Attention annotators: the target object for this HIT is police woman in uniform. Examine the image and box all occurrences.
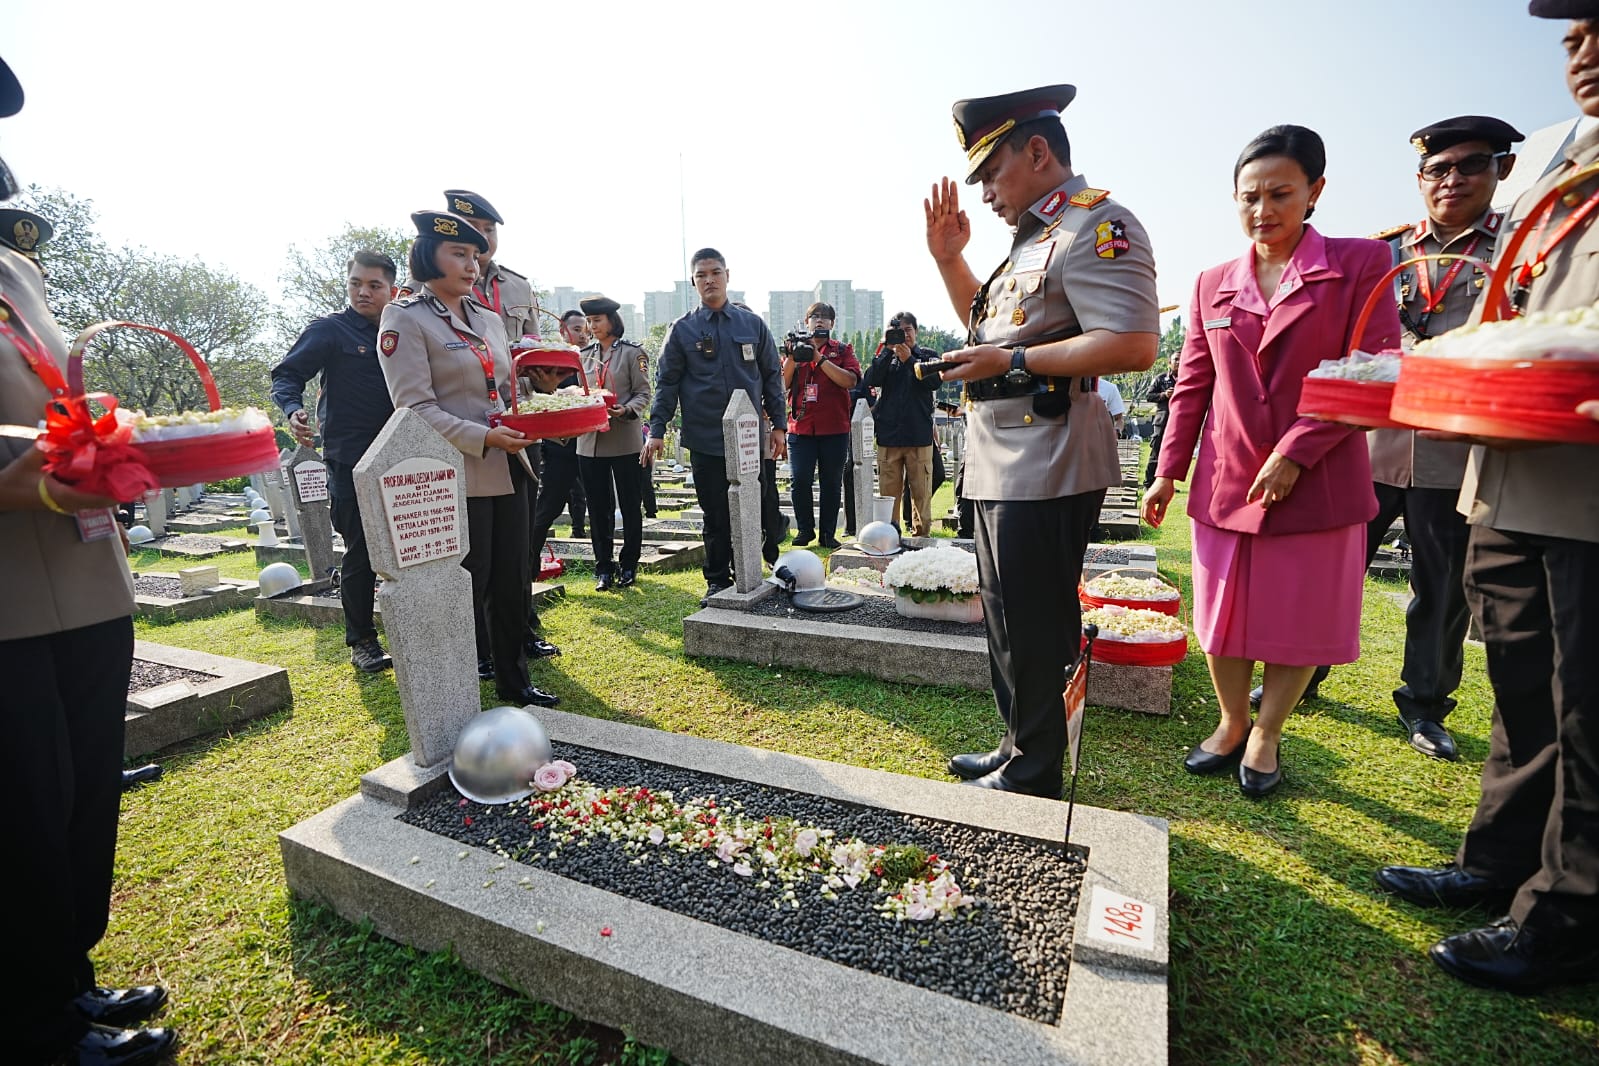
[377,211,557,708]
[576,294,652,591]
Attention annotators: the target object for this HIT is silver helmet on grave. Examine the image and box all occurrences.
[449,706,555,804]
[256,562,302,597]
[855,521,902,556]
[767,548,826,593]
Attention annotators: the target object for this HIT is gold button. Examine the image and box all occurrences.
[0,306,9,321]
[1023,414,1033,424]
[1012,307,1027,326]
[1531,262,1547,278]
[1007,277,1017,291]
[1565,191,1584,208]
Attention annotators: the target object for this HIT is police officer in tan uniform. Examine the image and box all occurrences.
[1377,0,1599,992]
[926,84,1159,797]
[1359,116,1523,761]
[378,210,557,708]
[576,294,652,590]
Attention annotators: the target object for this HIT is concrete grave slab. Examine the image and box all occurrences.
[545,538,705,574]
[280,710,1168,1066]
[256,580,568,627]
[131,569,260,622]
[125,640,292,757]
[142,533,253,559]
[255,540,347,569]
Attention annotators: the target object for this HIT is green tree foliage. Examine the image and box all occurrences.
[1110,315,1184,408]
[641,321,670,358]
[274,222,411,345]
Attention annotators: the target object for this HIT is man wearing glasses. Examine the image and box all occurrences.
[781,301,860,548]
[645,249,786,600]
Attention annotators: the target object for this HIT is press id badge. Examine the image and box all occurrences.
[76,508,117,542]
[741,343,754,362]
[804,383,819,404]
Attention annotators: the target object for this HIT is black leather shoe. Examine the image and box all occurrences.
[497,685,560,708]
[1430,918,1599,994]
[349,638,393,673]
[1398,714,1458,761]
[121,764,162,791]
[524,636,561,659]
[963,767,1061,798]
[477,658,494,681]
[819,537,842,549]
[616,569,637,588]
[700,582,732,606]
[594,572,614,592]
[947,749,1008,781]
[71,1023,177,1065]
[571,527,587,539]
[1249,664,1330,709]
[1374,864,1510,909]
[75,986,167,1028]
[792,532,814,547]
[1183,734,1249,775]
[1238,744,1283,798]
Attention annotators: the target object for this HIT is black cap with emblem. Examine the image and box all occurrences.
[579,294,621,316]
[1409,116,1525,157]
[0,208,52,262]
[409,210,489,252]
[952,84,1075,184]
[442,189,504,224]
[1529,0,1599,16]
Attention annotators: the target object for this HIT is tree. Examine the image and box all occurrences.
[274,222,411,345]
[641,322,670,358]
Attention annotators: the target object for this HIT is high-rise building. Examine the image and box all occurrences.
[765,290,811,334]
[763,281,884,339]
[644,280,744,329]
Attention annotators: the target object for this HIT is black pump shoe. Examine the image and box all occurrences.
[1183,733,1249,775]
[1238,744,1283,798]
[947,749,1008,781]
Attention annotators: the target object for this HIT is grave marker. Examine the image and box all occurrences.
[851,399,876,526]
[287,445,337,580]
[722,392,764,593]
[178,565,221,597]
[144,488,168,538]
[355,409,479,767]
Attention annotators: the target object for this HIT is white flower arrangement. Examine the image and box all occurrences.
[1084,574,1180,602]
[126,406,272,442]
[829,567,886,589]
[1415,304,1599,361]
[1082,604,1186,643]
[1307,349,1403,382]
[518,387,606,412]
[883,546,979,603]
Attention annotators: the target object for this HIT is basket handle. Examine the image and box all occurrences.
[1349,254,1504,354]
[1481,159,1599,321]
[67,321,221,410]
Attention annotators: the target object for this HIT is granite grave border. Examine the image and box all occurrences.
[126,640,293,757]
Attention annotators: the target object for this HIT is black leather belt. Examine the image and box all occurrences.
[967,374,1083,402]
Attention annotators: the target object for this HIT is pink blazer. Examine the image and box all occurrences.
[1157,226,1401,536]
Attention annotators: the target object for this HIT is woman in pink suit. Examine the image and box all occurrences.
[1142,125,1401,797]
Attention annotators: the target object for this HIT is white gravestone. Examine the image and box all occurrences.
[274,451,303,540]
[722,392,765,594]
[354,410,478,768]
[850,399,876,528]
[143,488,168,538]
[259,466,294,539]
[178,565,220,597]
[287,445,337,581]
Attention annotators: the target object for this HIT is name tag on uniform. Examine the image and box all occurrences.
[76,508,117,542]
[1203,317,1232,329]
[741,343,754,362]
[445,341,470,349]
[804,383,819,403]
[1012,240,1054,274]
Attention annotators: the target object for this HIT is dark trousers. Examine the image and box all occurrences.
[691,449,733,586]
[1366,482,1472,722]
[760,457,782,564]
[1457,525,1599,944]
[972,490,1103,796]
[1144,416,1167,487]
[3,616,133,1062]
[640,457,658,517]
[955,456,974,538]
[327,459,377,647]
[530,444,583,566]
[465,464,531,695]
[580,453,644,574]
[843,459,857,535]
[788,432,848,540]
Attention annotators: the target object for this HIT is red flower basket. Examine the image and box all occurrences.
[1089,632,1189,668]
[1079,566,1182,617]
[1387,166,1599,446]
[499,346,614,439]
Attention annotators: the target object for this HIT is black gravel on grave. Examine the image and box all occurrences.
[748,593,983,637]
[129,659,218,692]
[132,575,184,598]
[1083,545,1134,567]
[149,533,236,551]
[403,742,1083,1023]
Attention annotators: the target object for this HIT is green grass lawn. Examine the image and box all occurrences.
[108,488,1599,1065]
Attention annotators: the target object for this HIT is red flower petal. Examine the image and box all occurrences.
[600,926,613,937]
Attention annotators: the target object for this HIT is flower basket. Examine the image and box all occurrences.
[500,346,614,439]
[893,587,983,622]
[1296,377,1402,429]
[1080,566,1182,617]
[1082,605,1188,667]
[1388,169,1599,445]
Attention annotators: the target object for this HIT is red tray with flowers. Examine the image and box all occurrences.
[499,345,615,439]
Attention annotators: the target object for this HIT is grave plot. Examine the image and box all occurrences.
[826,540,1156,583]
[125,640,292,757]
[141,532,253,559]
[133,564,259,621]
[545,538,705,574]
[257,579,568,627]
[281,709,1168,1066]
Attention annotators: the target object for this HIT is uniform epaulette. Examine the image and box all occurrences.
[1368,222,1412,242]
[497,263,529,281]
[393,292,427,307]
[1068,187,1110,209]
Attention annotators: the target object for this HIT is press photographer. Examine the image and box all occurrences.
[782,301,860,548]
[860,311,940,535]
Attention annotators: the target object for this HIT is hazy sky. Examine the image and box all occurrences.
[3,1,1580,337]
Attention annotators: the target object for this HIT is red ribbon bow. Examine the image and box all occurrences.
[35,392,159,502]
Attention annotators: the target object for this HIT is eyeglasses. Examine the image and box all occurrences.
[1419,152,1507,182]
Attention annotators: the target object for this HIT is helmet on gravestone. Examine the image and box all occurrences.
[127,525,154,544]
[249,508,272,525]
[855,521,902,557]
[257,562,302,598]
[449,706,554,804]
[767,548,826,593]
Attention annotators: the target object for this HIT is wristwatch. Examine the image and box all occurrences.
[1005,345,1029,383]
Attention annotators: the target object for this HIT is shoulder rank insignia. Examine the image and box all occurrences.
[393,293,426,307]
[1367,222,1412,243]
[1484,212,1503,233]
[1068,187,1110,209]
[498,263,528,281]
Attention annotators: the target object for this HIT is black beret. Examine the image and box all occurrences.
[409,210,489,252]
[952,84,1075,184]
[1530,0,1599,16]
[0,208,52,260]
[0,57,20,119]
[442,189,504,224]
[579,294,621,316]
[1410,116,1525,157]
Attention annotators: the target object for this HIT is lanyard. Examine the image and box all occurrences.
[472,276,503,316]
[1512,181,1599,310]
[0,299,69,396]
[1412,233,1483,318]
[447,322,500,405]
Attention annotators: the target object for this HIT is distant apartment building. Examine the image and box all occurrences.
[763,280,883,339]
[544,284,643,339]
[643,280,746,329]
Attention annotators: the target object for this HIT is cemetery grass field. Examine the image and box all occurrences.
[115,487,1599,1066]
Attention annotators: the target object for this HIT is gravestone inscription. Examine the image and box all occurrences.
[722,392,764,594]
[288,444,337,580]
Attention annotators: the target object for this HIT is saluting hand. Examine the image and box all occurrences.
[1246,451,1301,511]
[925,178,971,263]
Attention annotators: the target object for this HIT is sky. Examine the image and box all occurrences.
[3,0,1583,339]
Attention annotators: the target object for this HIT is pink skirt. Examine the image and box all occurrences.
[1190,520,1364,666]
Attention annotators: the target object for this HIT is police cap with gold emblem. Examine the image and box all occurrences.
[952,84,1075,184]
[410,209,489,252]
[579,294,621,316]
[0,208,52,261]
[1409,116,1524,157]
[442,189,504,224]
[1529,0,1599,15]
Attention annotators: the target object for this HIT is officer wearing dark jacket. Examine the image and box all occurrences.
[860,313,940,534]
[271,251,398,673]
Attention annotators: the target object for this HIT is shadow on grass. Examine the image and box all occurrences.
[1169,836,1599,1066]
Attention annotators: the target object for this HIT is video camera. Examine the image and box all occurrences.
[883,326,907,347]
[783,326,830,363]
